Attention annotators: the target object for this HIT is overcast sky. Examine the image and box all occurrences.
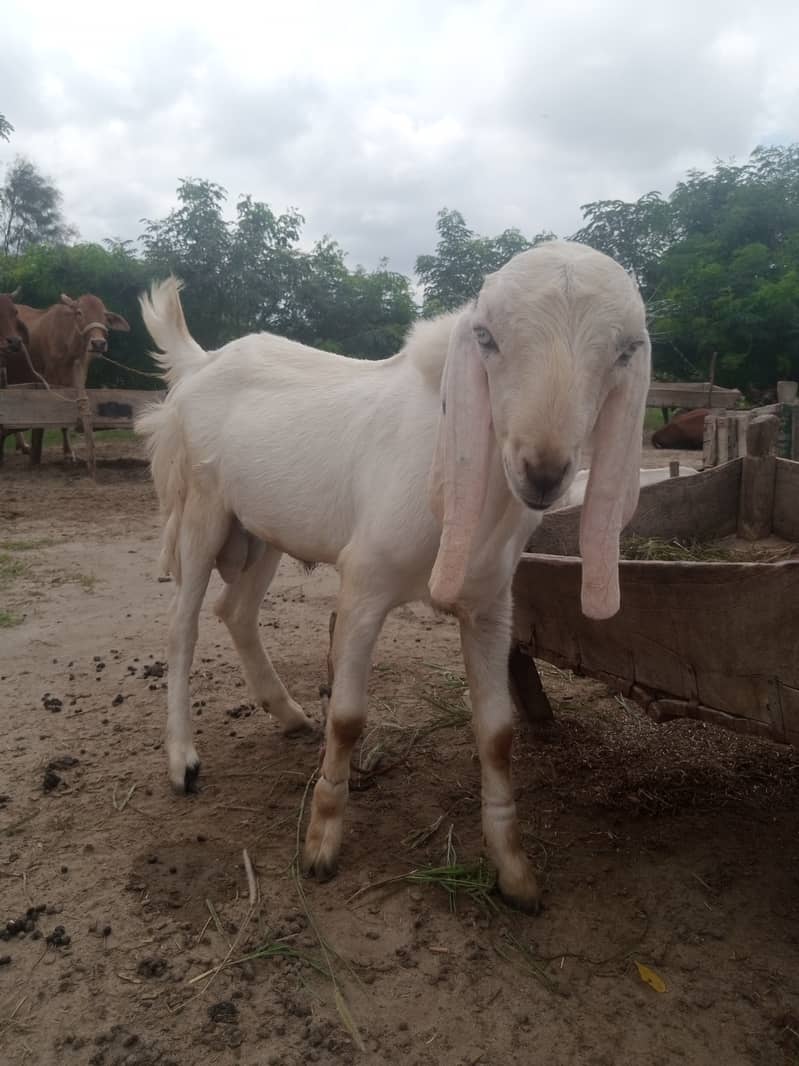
[3,0,798,275]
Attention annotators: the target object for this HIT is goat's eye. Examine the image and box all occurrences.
[616,340,642,367]
[474,327,497,351]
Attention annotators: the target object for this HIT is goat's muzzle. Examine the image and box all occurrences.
[520,458,572,510]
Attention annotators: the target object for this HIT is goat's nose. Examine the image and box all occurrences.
[523,459,570,505]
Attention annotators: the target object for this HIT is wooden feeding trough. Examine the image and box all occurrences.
[510,416,799,747]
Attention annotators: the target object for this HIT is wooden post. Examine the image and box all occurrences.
[0,361,5,466]
[30,428,44,465]
[509,645,554,726]
[706,351,718,409]
[669,460,679,478]
[737,414,779,541]
[702,413,717,469]
[736,415,748,458]
[717,413,729,465]
[77,389,97,480]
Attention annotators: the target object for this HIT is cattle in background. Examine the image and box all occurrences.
[15,293,130,461]
[651,408,709,450]
[0,289,33,456]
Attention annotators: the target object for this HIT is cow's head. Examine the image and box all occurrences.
[0,289,28,354]
[60,293,130,355]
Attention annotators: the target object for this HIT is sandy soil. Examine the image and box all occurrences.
[1,436,798,1066]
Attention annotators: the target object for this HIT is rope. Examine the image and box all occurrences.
[16,342,74,402]
[93,352,165,381]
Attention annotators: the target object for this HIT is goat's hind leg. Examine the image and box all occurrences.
[166,501,228,793]
[213,543,313,733]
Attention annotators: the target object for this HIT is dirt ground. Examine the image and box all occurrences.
[2,436,799,1066]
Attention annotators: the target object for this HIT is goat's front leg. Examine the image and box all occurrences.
[460,589,540,912]
[302,583,391,881]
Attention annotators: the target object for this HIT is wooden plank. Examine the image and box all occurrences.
[646,382,742,409]
[0,390,78,429]
[86,388,165,427]
[526,459,742,555]
[512,555,799,745]
[773,458,799,541]
[0,388,164,431]
[737,415,779,540]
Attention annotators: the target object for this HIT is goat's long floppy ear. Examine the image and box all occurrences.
[428,313,493,610]
[579,339,650,620]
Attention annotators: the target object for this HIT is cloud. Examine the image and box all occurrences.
[2,0,799,275]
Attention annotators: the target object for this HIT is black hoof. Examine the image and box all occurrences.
[302,857,338,883]
[184,762,201,794]
[498,888,542,915]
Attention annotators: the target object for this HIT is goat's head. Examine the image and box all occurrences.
[429,240,651,621]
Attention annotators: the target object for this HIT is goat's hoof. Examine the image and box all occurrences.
[498,887,542,915]
[168,745,201,793]
[498,878,541,912]
[183,761,201,793]
[301,848,338,883]
[497,867,541,914]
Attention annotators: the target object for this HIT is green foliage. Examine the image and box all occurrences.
[415,208,552,316]
[4,141,799,394]
[571,191,676,290]
[571,144,799,391]
[140,179,416,357]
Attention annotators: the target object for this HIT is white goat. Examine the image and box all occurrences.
[556,465,698,511]
[136,240,651,911]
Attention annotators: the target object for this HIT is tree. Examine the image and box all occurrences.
[1,156,75,256]
[0,113,12,142]
[415,208,549,315]
[141,179,417,356]
[647,147,799,388]
[571,191,677,293]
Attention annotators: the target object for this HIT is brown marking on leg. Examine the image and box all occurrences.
[485,723,513,774]
[331,714,363,748]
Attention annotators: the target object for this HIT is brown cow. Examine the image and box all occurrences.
[651,407,709,450]
[0,289,33,456]
[16,293,130,460]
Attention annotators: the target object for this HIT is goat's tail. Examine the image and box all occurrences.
[140,276,207,386]
[135,278,205,580]
[135,396,187,580]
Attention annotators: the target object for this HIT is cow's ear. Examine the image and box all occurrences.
[105,311,130,332]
